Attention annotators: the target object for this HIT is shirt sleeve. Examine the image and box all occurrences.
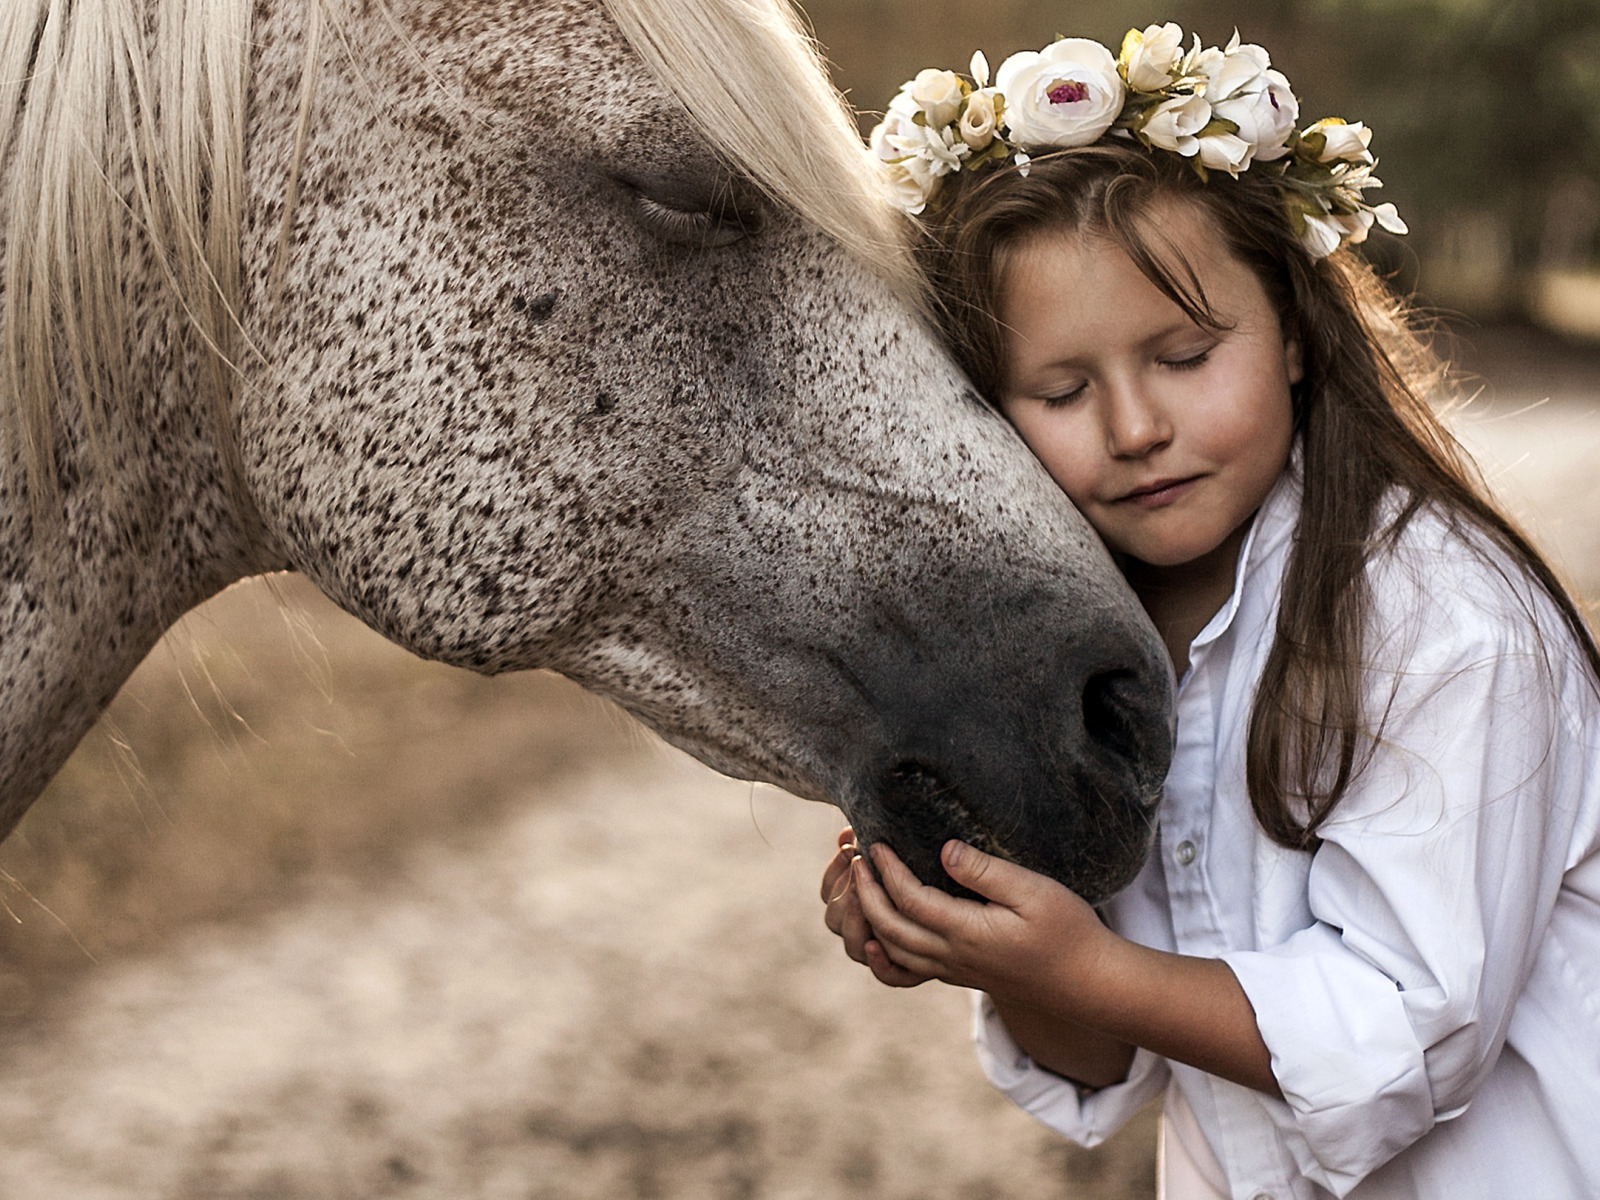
[971,991,1169,1145]
[1222,550,1589,1196]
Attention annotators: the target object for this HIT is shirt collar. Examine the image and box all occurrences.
[1188,462,1301,652]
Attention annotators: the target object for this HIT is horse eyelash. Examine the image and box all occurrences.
[634,195,747,248]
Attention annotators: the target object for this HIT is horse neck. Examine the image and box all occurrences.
[0,324,273,839]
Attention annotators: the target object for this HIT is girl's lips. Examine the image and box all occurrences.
[1116,476,1200,508]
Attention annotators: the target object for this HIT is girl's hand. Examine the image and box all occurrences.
[820,827,934,988]
[830,834,1279,1095]
[850,839,1110,1007]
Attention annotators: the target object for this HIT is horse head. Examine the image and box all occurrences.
[0,0,1172,901]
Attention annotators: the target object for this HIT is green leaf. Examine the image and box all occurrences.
[1198,115,1241,139]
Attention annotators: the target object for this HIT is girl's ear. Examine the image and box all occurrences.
[1284,335,1305,386]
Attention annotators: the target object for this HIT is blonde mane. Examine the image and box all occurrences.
[0,0,264,518]
[1,0,919,521]
[602,0,924,303]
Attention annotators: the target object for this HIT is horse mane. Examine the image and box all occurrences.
[0,0,265,519]
[0,0,921,522]
[602,0,925,305]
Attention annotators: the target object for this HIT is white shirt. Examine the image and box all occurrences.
[973,468,1600,1200]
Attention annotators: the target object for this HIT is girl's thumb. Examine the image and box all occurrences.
[942,839,1010,900]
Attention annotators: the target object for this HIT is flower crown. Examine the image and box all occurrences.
[868,23,1407,259]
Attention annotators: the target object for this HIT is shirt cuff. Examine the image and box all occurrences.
[1225,926,1436,1194]
[970,991,1168,1147]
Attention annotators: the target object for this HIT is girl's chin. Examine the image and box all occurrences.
[1107,525,1249,578]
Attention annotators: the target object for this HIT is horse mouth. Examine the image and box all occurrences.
[874,760,1017,897]
[868,757,1160,902]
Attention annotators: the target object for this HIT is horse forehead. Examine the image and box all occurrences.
[391,0,704,168]
[399,0,633,86]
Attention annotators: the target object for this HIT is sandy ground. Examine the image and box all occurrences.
[0,327,1594,1199]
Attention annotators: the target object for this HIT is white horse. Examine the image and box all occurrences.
[0,0,1171,900]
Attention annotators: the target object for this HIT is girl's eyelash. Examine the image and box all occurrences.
[1036,348,1213,405]
[1163,348,1214,371]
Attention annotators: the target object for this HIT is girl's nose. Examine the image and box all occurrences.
[1104,380,1173,459]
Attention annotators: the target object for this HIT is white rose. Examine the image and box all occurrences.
[960,89,999,150]
[1120,22,1185,92]
[877,159,934,215]
[911,68,965,129]
[1306,118,1374,164]
[1185,42,1224,82]
[1196,129,1253,175]
[1201,33,1272,101]
[996,38,1126,150]
[870,92,920,163]
[1211,69,1298,162]
[1140,93,1210,156]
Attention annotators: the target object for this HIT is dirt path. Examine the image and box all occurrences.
[0,665,1156,1200]
[0,328,1592,1199]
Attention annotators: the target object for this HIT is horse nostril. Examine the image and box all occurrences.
[1082,668,1144,766]
[880,760,954,813]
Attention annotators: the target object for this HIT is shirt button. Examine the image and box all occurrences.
[1174,839,1197,866]
[1250,1193,1274,1200]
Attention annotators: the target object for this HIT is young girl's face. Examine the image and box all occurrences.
[997,202,1301,578]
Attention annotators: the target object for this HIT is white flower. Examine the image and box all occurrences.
[1197,129,1254,175]
[910,68,965,129]
[1193,33,1299,170]
[870,92,921,162]
[1201,32,1273,102]
[868,101,966,213]
[1211,69,1298,162]
[960,89,999,150]
[996,38,1126,150]
[1184,39,1224,82]
[1299,210,1348,258]
[1370,202,1408,235]
[876,159,934,215]
[970,50,991,89]
[872,93,968,176]
[1140,93,1210,156]
[1120,22,1185,92]
[1297,199,1405,258]
[1305,118,1374,164]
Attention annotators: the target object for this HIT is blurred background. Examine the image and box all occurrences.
[808,0,1600,336]
[0,2,1596,1198]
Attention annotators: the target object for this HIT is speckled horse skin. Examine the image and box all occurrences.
[0,0,1171,900]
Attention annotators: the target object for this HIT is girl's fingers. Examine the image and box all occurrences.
[822,872,875,965]
[870,842,970,931]
[839,896,875,965]
[862,938,935,988]
[820,846,855,904]
[939,839,1037,907]
[851,855,950,960]
[867,930,945,980]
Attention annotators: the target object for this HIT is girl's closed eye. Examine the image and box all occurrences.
[1160,343,1217,372]
[1041,384,1087,409]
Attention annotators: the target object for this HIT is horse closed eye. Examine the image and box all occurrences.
[633,191,763,248]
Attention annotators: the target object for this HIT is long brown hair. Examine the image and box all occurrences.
[917,142,1600,849]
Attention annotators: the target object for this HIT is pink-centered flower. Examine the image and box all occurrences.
[996,38,1125,150]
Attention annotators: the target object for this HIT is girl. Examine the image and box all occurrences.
[822,25,1600,1200]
